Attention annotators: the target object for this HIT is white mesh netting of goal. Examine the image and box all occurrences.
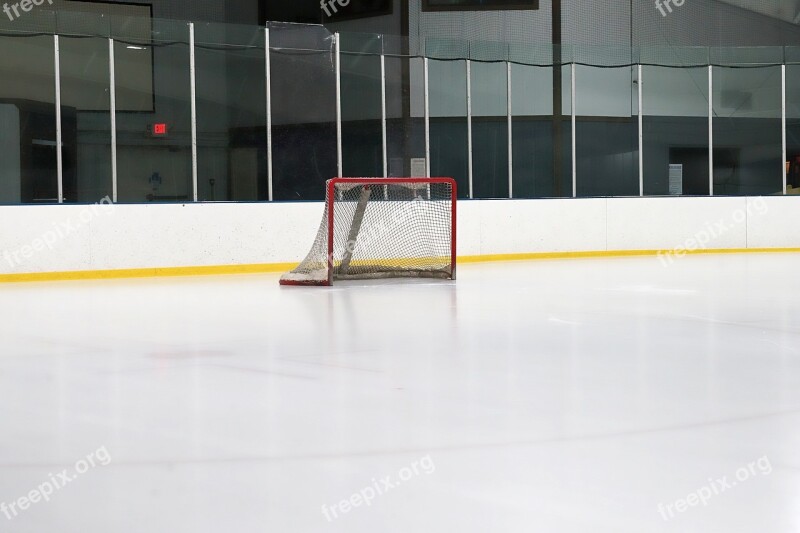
[280,178,457,286]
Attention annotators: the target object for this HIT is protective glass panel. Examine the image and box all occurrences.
[471,61,508,198]
[0,33,57,204]
[712,66,783,196]
[340,32,383,178]
[642,66,709,196]
[429,59,468,198]
[385,54,426,180]
[59,32,112,203]
[511,64,572,198]
[786,65,800,194]
[195,22,267,202]
[270,24,336,201]
[114,17,192,203]
[575,66,638,197]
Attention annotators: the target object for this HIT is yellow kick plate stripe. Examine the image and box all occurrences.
[1,248,799,284]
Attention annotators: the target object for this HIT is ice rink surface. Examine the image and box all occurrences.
[1,253,800,532]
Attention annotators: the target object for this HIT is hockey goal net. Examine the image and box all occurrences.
[280,177,457,286]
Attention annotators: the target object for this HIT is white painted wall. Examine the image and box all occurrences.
[0,196,797,276]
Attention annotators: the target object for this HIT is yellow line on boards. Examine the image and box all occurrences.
[459,247,800,263]
[1,248,800,284]
[0,263,296,284]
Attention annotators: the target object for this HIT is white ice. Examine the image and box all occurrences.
[1,254,800,532]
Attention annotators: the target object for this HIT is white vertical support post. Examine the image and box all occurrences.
[424,57,430,178]
[571,62,577,198]
[109,38,118,203]
[638,64,644,197]
[782,63,787,195]
[708,64,714,196]
[335,32,343,178]
[54,35,63,203]
[381,46,388,178]
[507,61,513,199]
[265,27,274,201]
[189,23,198,202]
[466,59,473,199]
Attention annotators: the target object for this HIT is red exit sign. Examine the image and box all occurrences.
[148,123,169,137]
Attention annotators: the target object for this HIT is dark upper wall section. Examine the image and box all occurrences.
[410,0,800,51]
[633,0,800,47]
[44,0,800,46]
[62,0,226,23]
[46,0,257,25]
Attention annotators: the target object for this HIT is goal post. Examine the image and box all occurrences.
[280,177,457,286]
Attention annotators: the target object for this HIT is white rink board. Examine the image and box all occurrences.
[461,198,608,255]
[0,203,320,274]
[745,196,800,249]
[0,196,798,275]
[605,197,752,251]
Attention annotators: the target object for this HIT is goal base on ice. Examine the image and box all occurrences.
[280,177,457,286]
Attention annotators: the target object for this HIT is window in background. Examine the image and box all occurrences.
[323,0,392,21]
[423,0,538,11]
[262,0,392,25]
